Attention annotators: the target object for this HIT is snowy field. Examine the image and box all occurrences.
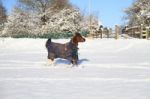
[0,38,150,99]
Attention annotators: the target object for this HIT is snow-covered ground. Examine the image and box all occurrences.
[0,38,150,99]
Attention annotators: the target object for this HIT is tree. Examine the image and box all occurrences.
[50,0,71,13]
[2,7,41,37]
[81,14,99,33]
[124,0,150,26]
[2,0,100,38]
[2,0,83,37]
[17,0,52,25]
[41,7,82,34]
[0,0,7,32]
[17,0,71,25]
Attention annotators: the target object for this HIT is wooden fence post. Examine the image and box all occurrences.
[140,25,147,39]
[115,25,120,39]
[106,28,109,38]
[109,28,112,38]
[100,29,103,39]
[146,27,150,40]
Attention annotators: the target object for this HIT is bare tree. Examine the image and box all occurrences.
[50,0,71,13]
[17,0,71,24]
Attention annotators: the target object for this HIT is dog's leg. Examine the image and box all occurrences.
[71,60,78,67]
[46,59,54,66]
[46,53,56,66]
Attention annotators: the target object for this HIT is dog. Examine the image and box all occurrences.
[45,32,85,65]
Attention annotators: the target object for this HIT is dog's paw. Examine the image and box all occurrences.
[43,59,54,67]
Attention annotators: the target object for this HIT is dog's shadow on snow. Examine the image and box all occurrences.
[54,58,89,65]
[78,59,89,65]
[54,59,71,65]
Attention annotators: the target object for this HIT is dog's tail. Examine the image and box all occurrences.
[45,38,51,48]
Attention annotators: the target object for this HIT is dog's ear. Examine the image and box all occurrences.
[74,32,80,36]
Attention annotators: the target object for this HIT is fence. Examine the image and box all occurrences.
[89,25,120,39]
[125,25,150,39]
[89,25,150,40]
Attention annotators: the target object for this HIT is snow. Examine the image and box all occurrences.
[0,38,150,99]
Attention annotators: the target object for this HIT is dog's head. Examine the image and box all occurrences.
[72,32,85,45]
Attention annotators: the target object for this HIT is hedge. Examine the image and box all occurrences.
[1,31,89,39]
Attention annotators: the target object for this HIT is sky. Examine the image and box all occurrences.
[2,0,133,28]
